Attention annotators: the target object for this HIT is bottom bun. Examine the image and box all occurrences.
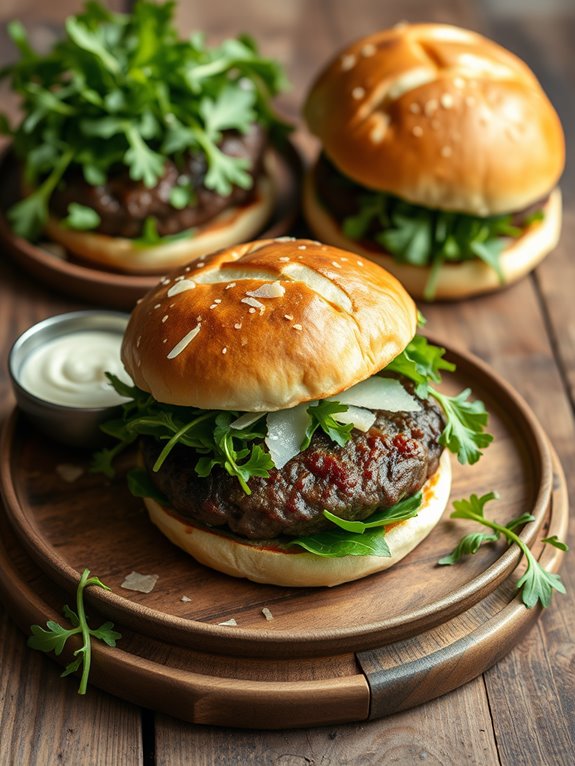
[303,171,562,301]
[144,450,452,588]
[44,162,276,275]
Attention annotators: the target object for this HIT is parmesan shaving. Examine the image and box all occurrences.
[265,403,314,469]
[121,572,159,594]
[241,296,264,309]
[332,405,376,432]
[246,283,286,299]
[330,377,420,412]
[167,325,201,359]
[167,279,196,297]
[230,412,266,430]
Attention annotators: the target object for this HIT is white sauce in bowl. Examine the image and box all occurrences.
[19,330,132,408]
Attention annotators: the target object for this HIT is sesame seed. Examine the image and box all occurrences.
[209,303,218,310]
[340,257,348,261]
[136,298,143,305]
[278,256,290,262]
[331,261,342,269]
[136,336,141,348]
[196,315,202,322]
[362,43,376,57]
[424,99,438,116]
[440,93,454,109]
[341,53,356,71]
[162,339,167,344]
[222,347,228,354]
[184,266,191,272]
[284,314,294,320]
[352,86,365,100]
[214,299,222,304]
[162,315,169,323]
[175,275,184,282]
[161,278,171,285]
[357,260,364,266]
[293,324,303,331]
[409,102,421,114]
[234,322,242,329]
[195,261,205,268]
[225,282,236,289]
[453,77,465,89]
[154,303,161,309]
[441,145,453,158]
[248,308,256,314]
[297,245,307,250]
[412,125,423,137]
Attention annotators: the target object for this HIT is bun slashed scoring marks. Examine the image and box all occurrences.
[123,237,417,411]
[305,23,561,216]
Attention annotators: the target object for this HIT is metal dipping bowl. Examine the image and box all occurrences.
[8,310,130,448]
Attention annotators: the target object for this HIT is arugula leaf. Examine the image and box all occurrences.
[323,492,422,533]
[62,202,101,230]
[340,182,542,300]
[429,387,493,465]
[289,526,393,558]
[290,492,423,557]
[438,493,567,608]
[2,0,289,239]
[28,569,121,694]
[303,401,353,450]
[386,334,454,398]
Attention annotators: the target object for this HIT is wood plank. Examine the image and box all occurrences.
[154,679,497,766]
[0,605,143,766]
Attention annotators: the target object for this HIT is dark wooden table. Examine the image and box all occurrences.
[1,2,573,764]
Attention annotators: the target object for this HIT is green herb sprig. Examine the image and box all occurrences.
[28,569,121,694]
[343,191,542,301]
[387,335,493,465]
[438,493,568,608]
[1,0,289,240]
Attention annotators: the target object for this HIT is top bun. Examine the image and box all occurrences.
[303,23,565,216]
[122,238,417,411]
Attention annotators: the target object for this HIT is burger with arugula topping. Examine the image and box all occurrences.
[0,1,289,273]
[302,23,564,301]
[94,238,492,586]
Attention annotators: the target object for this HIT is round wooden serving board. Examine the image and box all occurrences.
[0,140,302,310]
[0,344,568,728]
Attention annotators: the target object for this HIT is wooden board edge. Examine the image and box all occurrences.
[359,442,568,720]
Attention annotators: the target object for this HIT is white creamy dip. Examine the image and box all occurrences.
[20,330,132,408]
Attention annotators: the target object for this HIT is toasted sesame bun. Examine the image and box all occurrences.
[44,174,275,274]
[122,238,417,411]
[144,449,451,587]
[303,23,564,216]
[303,173,562,300]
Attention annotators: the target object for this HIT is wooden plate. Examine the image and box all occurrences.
[0,342,554,665]
[0,140,302,309]
[0,445,567,728]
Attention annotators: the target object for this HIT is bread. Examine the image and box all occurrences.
[144,449,452,587]
[122,237,417,410]
[303,23,564,216]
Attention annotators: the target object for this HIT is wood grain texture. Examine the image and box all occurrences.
[0,0,573,762]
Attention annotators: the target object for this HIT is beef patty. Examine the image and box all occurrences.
[141,380,446,540]
[49,125,267,238]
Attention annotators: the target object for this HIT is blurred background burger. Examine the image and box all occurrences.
[303,22,565,301]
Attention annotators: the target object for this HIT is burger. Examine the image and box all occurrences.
[1,0,289,273]
[302,23,565,301]
[95,238,492,587]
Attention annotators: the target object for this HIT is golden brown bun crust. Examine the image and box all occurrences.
[45,174,275,274]
[303,23,565,215]
[144,450,451,587]
[304,171,562,301]
[122,238,417,410]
